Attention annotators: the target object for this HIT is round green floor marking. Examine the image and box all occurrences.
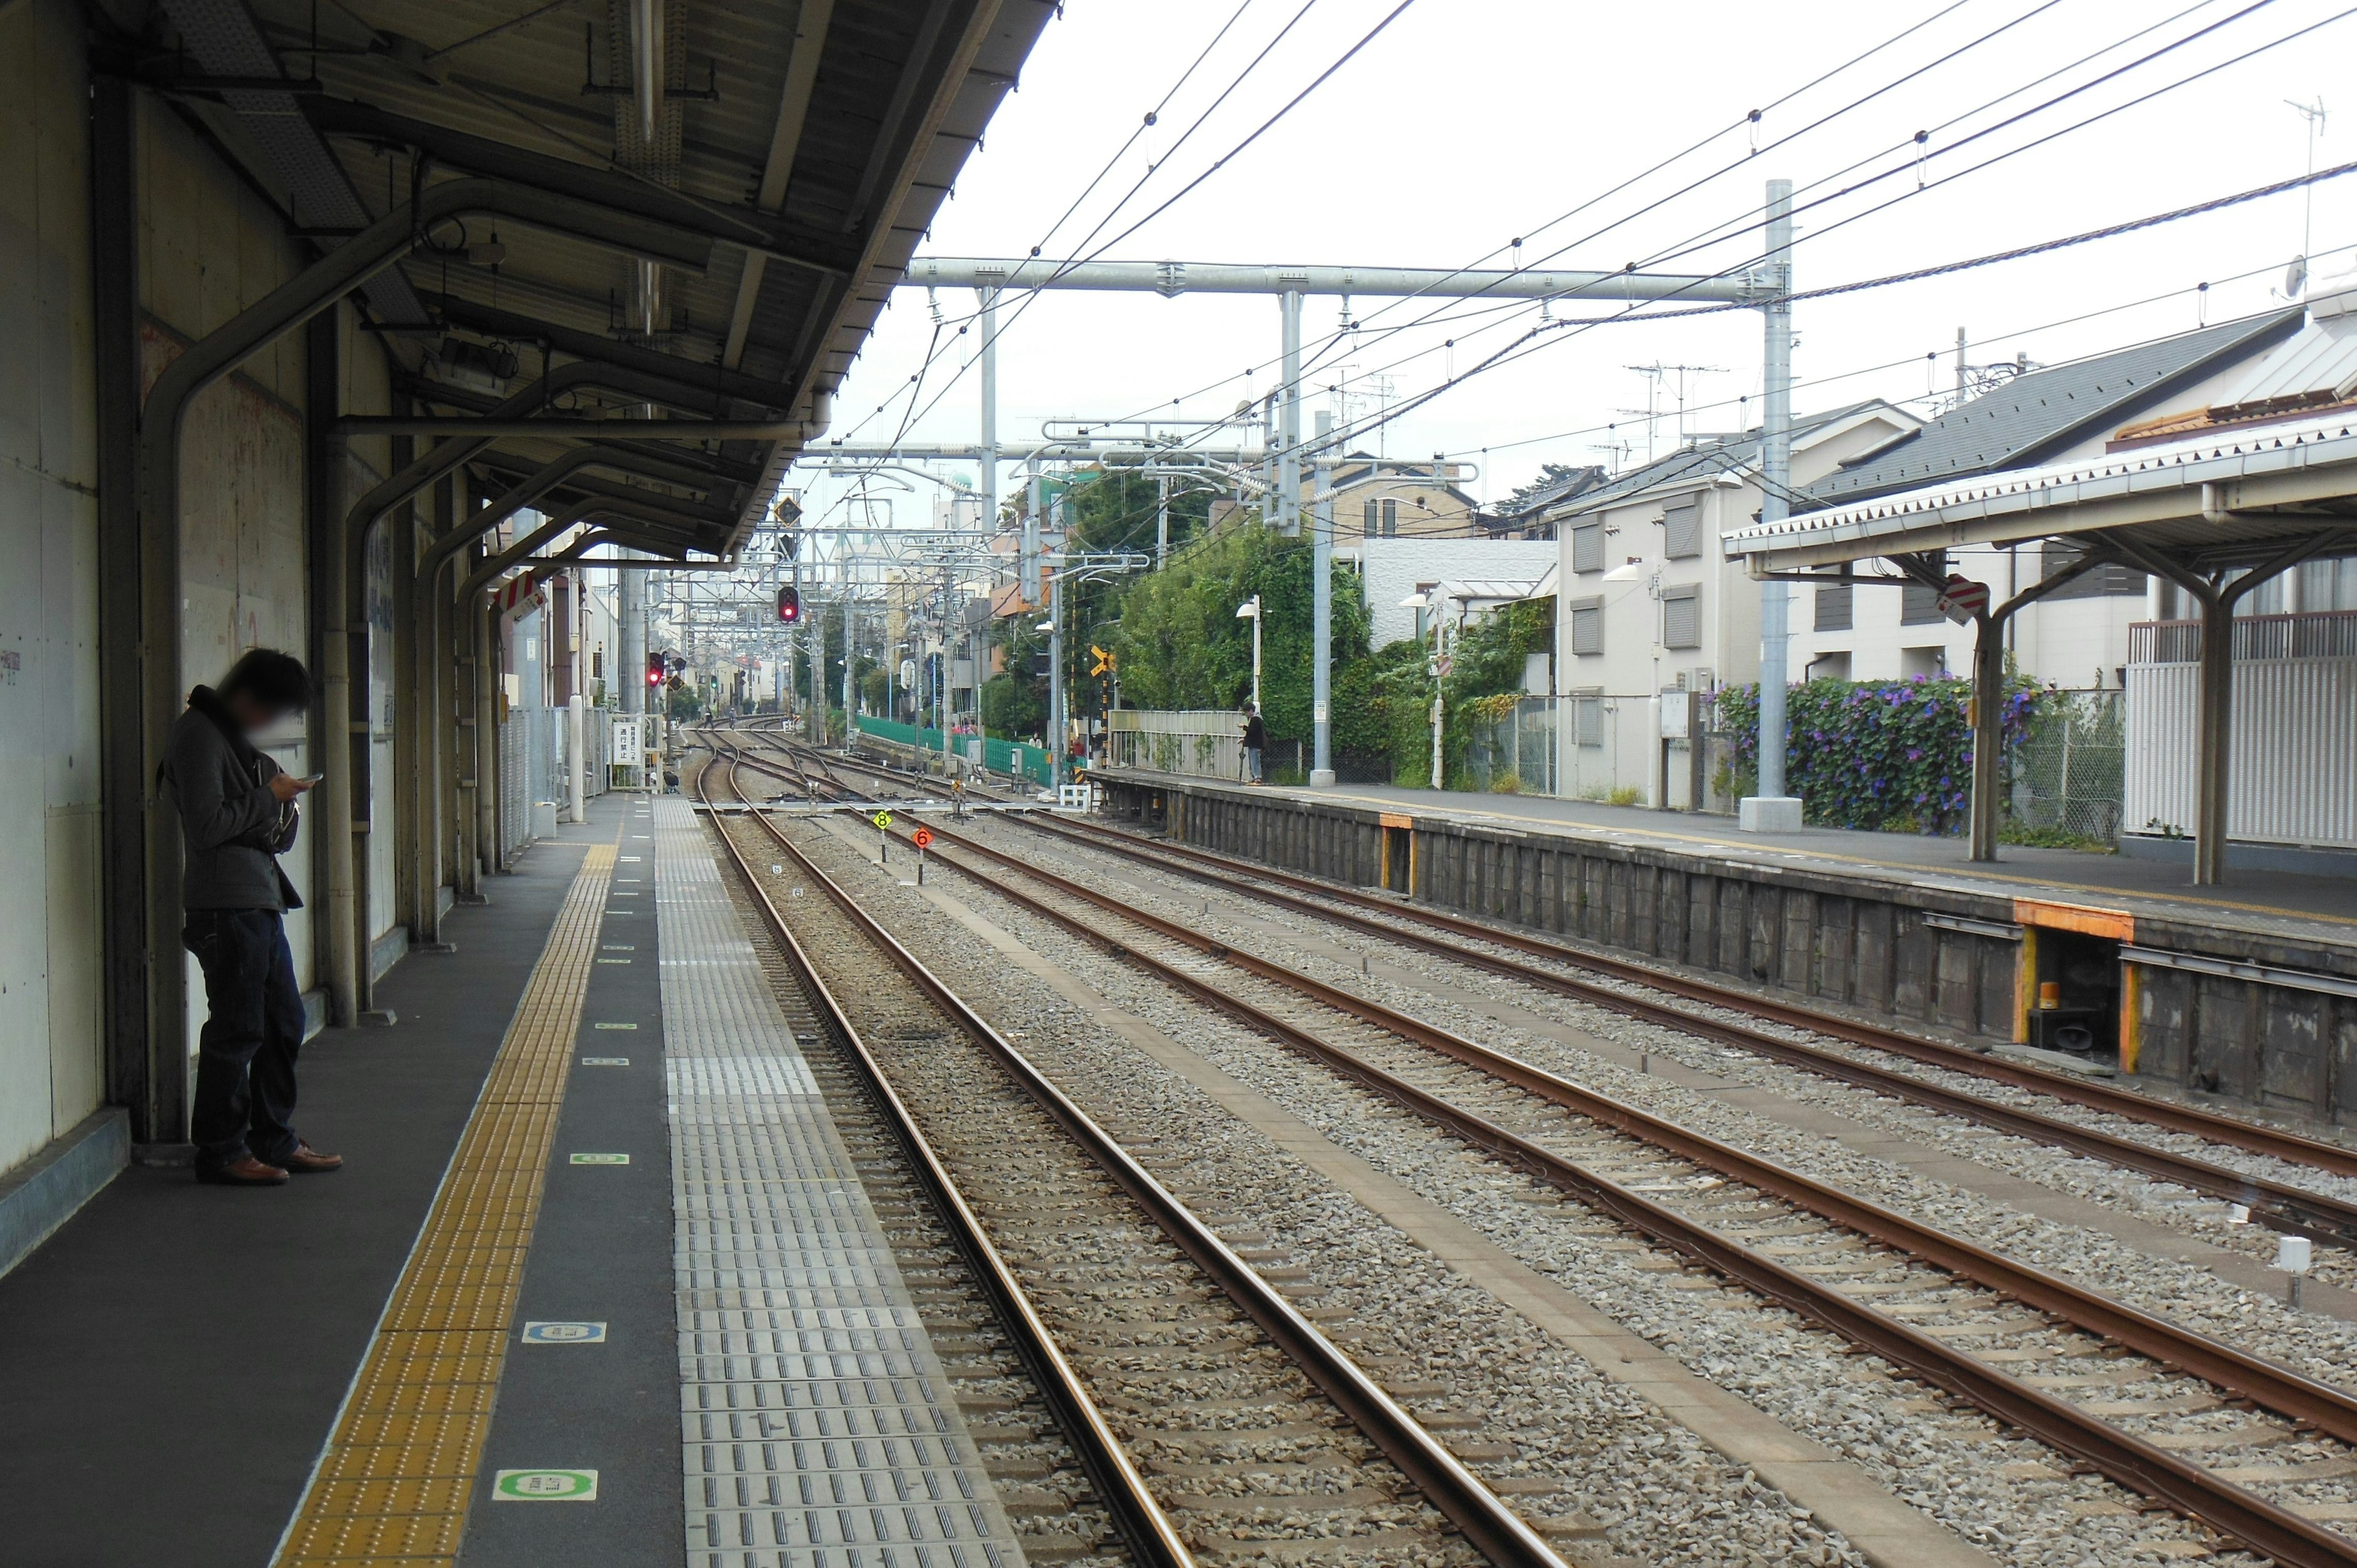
[493,1469,598,1501]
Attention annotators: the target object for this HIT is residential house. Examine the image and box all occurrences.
[1546,401,1923,805]
[1322,454,1484,539]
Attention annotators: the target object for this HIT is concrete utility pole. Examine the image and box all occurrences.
[1047,560,1065,790]
[1021,460,1042,604]
[840,581,854,741]
[1311,452,1335,786]
[1155,473,1169,567]
[1741,179,1803,833]
[1279,287,1304,535]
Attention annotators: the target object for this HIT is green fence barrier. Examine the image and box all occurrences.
[852,716,1051,787]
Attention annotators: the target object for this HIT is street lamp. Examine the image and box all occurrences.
[1234,593,1262,713]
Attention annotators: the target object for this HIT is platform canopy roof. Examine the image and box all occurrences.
[125,0,1055,560]
[1720,412,2357,581]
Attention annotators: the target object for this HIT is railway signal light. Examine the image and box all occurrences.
[778,584,801,624]
[647,652,664,688]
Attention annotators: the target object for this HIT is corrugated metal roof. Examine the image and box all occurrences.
[1802,311,2302,510]
[1722,409,2357,567]
[2213,311,2357,411]
[165,0,1054,554]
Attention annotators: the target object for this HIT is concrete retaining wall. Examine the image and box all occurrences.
[1097,773,2357,1129]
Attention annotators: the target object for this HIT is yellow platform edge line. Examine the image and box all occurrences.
[269,838,617,1568]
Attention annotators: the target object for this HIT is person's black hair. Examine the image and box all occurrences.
[217,648,312,714]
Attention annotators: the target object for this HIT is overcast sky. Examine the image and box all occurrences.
[788,0,2357,541]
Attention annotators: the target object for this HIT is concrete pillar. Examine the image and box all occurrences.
[619,555,646,714]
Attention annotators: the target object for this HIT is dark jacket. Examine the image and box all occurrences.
[1242,713,1268,750]
[161,687,303,913]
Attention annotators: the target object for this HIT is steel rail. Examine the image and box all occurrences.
[895,816,2357,1568]
[689,757,1197,1568]
[716,769,1569,1568]
[1024,814,2357,1227]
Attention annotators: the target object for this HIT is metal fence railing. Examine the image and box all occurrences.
[2008,687,2125,845]
[852,715,1053,786]
[1105,709,1247,781]
[1461,697,1560,796]
[2129,609,2357,663]
[497,705,624,863]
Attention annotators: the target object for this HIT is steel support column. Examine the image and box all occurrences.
[473,579,500,881]
[390,431,422,946]
[2194,590,2234,885]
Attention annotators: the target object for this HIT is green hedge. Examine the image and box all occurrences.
[1714,674,2048,835]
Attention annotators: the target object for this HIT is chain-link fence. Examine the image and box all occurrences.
[1461,697,1559,796]
[2008,687,2124,846]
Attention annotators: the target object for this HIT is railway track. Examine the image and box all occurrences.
[999,813,2357,1246]
[883,811,2357,1568]
[692,752,1570,1568]
[687,753,1186,1567]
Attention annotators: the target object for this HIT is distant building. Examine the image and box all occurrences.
[1321,454,1484,538]
[1543,401,1922,804]
[1344,536,1559,649]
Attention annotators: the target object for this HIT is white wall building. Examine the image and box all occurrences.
[1544,402,1922,805]
[1345,536,1558,649]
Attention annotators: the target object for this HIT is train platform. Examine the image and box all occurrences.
[1217,778,2357,947]
[0,790,1023,1568]
[1092,770,2357,1130]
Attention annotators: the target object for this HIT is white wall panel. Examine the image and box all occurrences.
[0,0,103,1172]
[2126,657,2357,848]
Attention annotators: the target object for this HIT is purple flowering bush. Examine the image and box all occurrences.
[1715,675,2047,835]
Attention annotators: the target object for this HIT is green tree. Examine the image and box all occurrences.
[1113,525,1371,748]
[1503,461,1587,514]
[980,616,1048,743]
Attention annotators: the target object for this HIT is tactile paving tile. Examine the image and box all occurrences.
[271,841,617,1567]
[654,797,1024,1568]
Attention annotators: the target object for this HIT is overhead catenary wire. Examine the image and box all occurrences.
[818,0,2353,550]
[1040,0,2314,473]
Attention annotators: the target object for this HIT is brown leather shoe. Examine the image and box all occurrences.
[198,1155,289,1186]
[280,1142,344,1175]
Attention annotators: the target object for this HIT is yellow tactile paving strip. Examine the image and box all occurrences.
[271,841,617,1567]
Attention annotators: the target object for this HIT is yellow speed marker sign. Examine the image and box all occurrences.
[872,811,894,829]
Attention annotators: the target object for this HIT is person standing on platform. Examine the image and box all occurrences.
[1241,702,1267,785]
[161,650,343,1187]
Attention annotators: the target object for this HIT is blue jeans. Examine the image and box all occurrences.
[183,910,306,1168]
[1246,746,1263,782]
